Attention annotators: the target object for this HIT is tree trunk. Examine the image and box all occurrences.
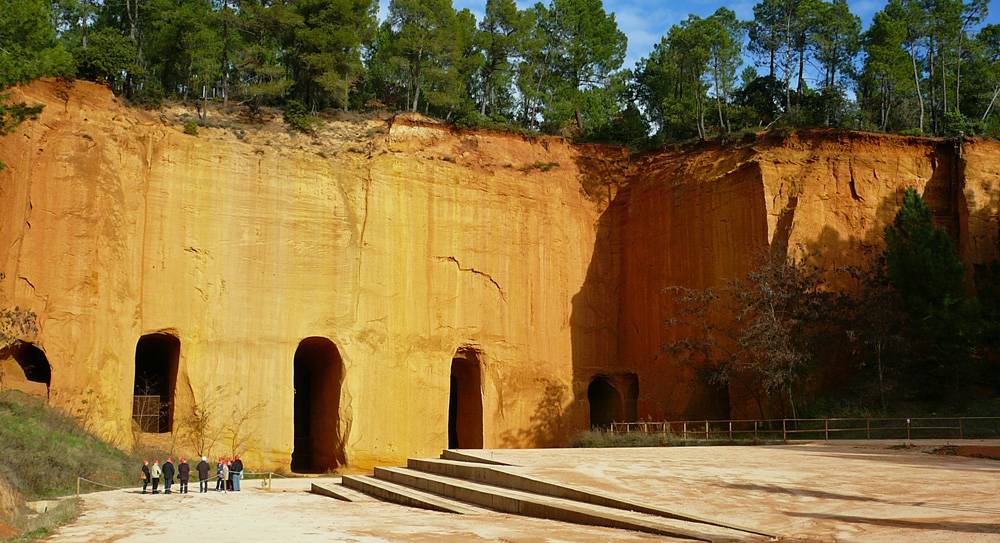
[982,84,1000,121]
[955,30,963,116]
[910,45,925,133]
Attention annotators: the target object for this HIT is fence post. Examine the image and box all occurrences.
[76,477,81,497]
[906,418,911,443]
[825,418,829,441]
[754,420,758,441]
[782,419,787,442]
[729,421,733,440]
[705,421,709,440]
[682,422,687,440]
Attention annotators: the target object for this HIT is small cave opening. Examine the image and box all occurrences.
[132,333,180,433]
[448,349,484,449]
[2,341,52,396]
[292,337,344,473]
[588,376,623,429]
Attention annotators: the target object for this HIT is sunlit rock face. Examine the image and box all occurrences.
[1,80,997,468]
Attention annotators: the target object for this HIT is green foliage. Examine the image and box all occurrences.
[183,120,199,136]
[73,28,136,86]
[3,0,999,145]
[282,99,315,132]
[0,0,74,88]
[0,391,160,499]
[884,188,980,397]
[885,188,966,314]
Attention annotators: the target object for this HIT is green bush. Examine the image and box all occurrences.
[183,120,198,136]
[282,100,314,132]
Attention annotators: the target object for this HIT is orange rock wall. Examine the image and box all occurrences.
[619,132,1000,420]
[1,81,998,465]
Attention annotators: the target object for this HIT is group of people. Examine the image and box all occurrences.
[140,456,245,494]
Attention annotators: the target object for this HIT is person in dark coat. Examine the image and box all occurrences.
[196,456,210,493]
[231,455,244,492]
[162,457,175,494]
[140,460,151,494]
[178,458,190,494]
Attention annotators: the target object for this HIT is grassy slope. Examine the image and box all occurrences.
[0,391,154,500]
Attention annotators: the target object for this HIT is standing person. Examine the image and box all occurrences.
[140,460,151,494]
[226,460,234,491]
[162,457,175,494]
[196,456,210,493]
[220,462,230,495]
[231,456,244,492]
[150,459,162,494]
[178,458,190,494]
[216,458,225,492]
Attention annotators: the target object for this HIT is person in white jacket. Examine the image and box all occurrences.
[150,460,162,494]
[220,462,230,494]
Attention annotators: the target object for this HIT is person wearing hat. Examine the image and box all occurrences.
[162,457,175,494]
[140,460,151,494]
[178,458,190,494]
[196,456,210,493]
[150,459,162,494]
[216,458,225,491]
[220,461,230,494]
[231,455,244,492]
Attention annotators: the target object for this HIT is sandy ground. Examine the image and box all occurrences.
[47,477,667,543]
[486,441,1000,542]
[47,442,1000,542]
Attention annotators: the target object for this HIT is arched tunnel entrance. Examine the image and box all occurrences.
[292,337,345,473]
[1,341,51,397]
[132,333,180,433]
[588,376,623,429]
[448,349,483,449]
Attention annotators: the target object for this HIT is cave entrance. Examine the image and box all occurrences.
[588,376,623,429]
[132,333,180,433]
[1,341,51,397]
[292,337,344,473]
[448,349,483,449]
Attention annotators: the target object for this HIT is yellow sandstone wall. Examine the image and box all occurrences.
[0,80,627,469]
[1,80,997,467]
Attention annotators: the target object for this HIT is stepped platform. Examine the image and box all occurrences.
[311,450,775,542]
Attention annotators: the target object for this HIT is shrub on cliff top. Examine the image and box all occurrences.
[282,100,315,133]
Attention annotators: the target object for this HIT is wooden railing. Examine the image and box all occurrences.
[609,417,1000,441]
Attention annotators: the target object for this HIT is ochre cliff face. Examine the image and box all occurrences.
[1,80,998,467]
[619,132,1000,420]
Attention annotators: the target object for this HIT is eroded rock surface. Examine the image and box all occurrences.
[1,80,997,468]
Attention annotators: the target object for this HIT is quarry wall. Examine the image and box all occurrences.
[0,80,997,468]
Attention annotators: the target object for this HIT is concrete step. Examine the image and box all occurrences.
[408,458,775,540]
[340,475,487,515]
[374,466,757,542]
[310,480,372,502]
[440,449,511,465]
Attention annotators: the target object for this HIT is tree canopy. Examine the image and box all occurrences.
[1,0,999,143]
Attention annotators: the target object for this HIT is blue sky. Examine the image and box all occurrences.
[379,0,1000,71]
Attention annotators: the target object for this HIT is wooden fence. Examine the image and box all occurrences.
[609,417,1000,441]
